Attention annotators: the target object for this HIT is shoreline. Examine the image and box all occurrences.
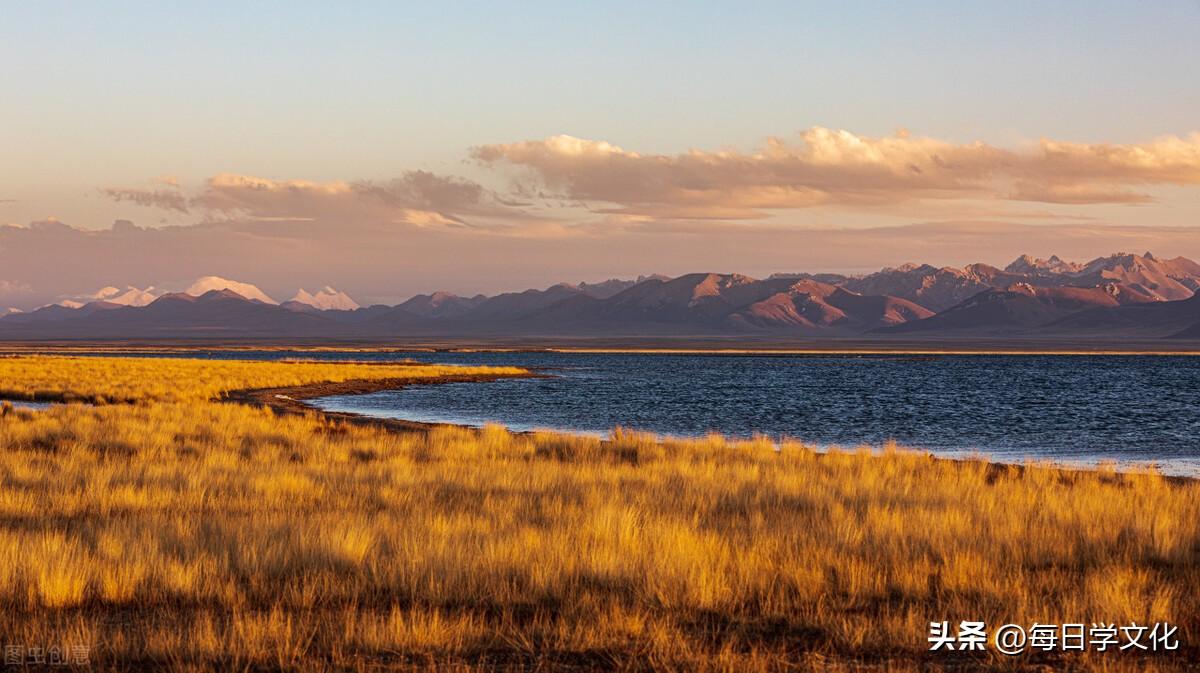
[222,374,1198,484]
[221,370,545,435]
[541,347,1200,356]
[7,355,1190,483]
[3,340,1200,356]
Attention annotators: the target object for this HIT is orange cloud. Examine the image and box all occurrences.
[473,128,1200,219]
[103,171,523,227]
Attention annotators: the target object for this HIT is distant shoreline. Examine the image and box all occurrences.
[540,347,1200,356]
[3,338,1200,356]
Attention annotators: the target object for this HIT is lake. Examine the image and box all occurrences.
[21,350,1200,475]
[300,351,1200,476]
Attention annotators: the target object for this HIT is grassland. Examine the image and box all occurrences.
[0,355,1197,671]
[0,355,526,404]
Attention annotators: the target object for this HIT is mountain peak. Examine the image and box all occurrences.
[103,286,160,307]
[54,285,162,309]
[151,288,254,304]
[1004,254,1080,275]
[185,276,277,304]
[289,286,359,311]
[199,288,252,301]
[4,252,1196,338]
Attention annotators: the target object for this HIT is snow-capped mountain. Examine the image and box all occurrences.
[46,277,274,311]
[78,285,162,307]
[184,277,277,304]
[2,254,1197,341]
[288,286,360,311]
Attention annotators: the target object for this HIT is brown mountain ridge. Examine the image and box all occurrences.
[2,252,1198,341]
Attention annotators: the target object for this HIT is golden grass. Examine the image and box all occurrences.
[0,356,1197,671]
[0,355,524,404]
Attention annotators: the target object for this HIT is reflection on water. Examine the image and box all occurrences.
[1,400,52,410]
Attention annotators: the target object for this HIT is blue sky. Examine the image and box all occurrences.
[4,1,1197,186]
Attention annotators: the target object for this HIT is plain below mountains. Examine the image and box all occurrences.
[3,252,1200,341]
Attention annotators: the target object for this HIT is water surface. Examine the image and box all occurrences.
[1,400,53,410]
[304,352,1200,476]
[17,350,1200,475]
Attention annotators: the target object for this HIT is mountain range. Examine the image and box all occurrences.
[3,253,1199,342]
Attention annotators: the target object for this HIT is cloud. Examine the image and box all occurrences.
[96,129,1200,228]
[352,172,492,216]
[103,171,524,227]
[1005,183,1153,205]
[0,280,33,298]
[472,128,1200,219]
[101,186,190,213]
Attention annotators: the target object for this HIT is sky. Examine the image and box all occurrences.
[2,1,1199,307]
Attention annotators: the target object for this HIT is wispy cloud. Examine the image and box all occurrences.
[101,187,190,213]
[0,279,33,299]
[473,128,1200,219]
[102,171,526,227]
[99,129,1200,228]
